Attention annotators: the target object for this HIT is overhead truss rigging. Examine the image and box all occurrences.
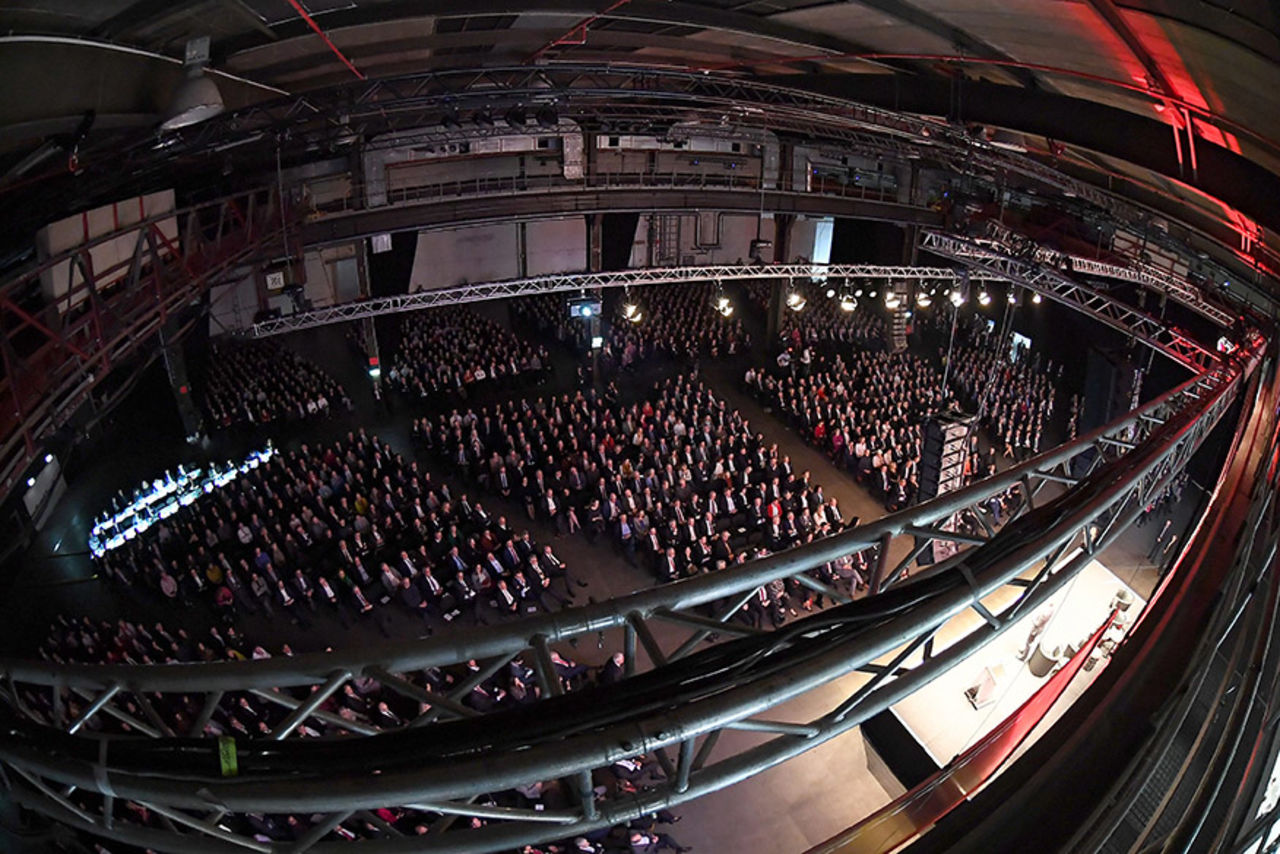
[249,263,1006,337]
[921,230,1221,373]
[0,325,1262,853]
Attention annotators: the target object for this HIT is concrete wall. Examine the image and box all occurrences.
[409,216,588,287]
[526,217,586,276]
[410,223,520,289]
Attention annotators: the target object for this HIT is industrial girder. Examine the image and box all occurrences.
[920,229,1221,374]
[249,263,1006,337]
[0,320,1261,853]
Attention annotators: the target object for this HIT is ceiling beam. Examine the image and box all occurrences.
[836,0,1042,90]
[1081,0,1179,99]
[218,0,878,62]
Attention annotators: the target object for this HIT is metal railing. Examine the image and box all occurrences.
[0,325,1260,852]
[303,169,904,219]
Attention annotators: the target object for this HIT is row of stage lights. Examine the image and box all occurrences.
[616,281,1044,324]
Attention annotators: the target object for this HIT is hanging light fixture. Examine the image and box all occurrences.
[950,289,965,307]
[840,294,857,312]
[978,290,992,306]
[715,282,733,317]
[786,292,806,311]
[161,37,224,131]
[884,291,901,309]
[917,292,932,308]
[1032,293,1042,304]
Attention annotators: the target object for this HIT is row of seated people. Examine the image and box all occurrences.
[388,306,550,401]
[93,430,586,637]
[32,618,692,852]
[605,283,751,366]
[200,340,350,430]
[745,348,947,511]
[946,336,1059,461]
[744,280,888,350]
[511,293,593,352]
[410,375,846,588]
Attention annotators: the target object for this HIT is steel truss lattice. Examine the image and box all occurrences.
[921,229,1221,373]
[0,325,1262,853]
[977,221,1236,328]
[250,263,1006,337]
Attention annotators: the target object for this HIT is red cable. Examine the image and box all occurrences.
[285,0,365,80]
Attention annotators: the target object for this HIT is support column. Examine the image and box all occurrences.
[586,213,603,273]
[159,319,203,441]
[356,238,381,392]
[585,214,603,377]
[517,222,528,278]
[767,214,795,344]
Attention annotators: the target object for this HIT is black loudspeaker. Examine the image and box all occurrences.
[918,412,975,503]
[917,412,975,566]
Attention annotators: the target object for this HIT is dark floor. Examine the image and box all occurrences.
[0,291,1211,853]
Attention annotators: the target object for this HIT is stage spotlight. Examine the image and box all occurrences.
[473,110,495,127]
[950,289,965,307]
[1007,292,1017,304]
[536,105,559,128]
[825,288,836,299]
[505,106,528,128]
[868,290,877,299]
[854,288,864,298]
[917,292,932,307]
[978,290,992,306]
[716,295,734,317]
[786,292,806,311]
[885,292,901,309]
[623,303,643,323]
[1032,293,1042,304]
[840,295,856,312]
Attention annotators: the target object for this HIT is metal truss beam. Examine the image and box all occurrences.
[921,229,1221,374]
[0,334,1254,854]
[250,263,1006,337]
[0,326,1258,847]
[981,221,1236,328]
[0,188,285,505]
[85,65,1152,231]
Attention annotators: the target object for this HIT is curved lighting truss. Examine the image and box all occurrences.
[0,323,1262,852]
[921,230,1221,373]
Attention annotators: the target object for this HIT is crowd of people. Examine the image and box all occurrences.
[32,616,692,852]
[411,374,865,615]
[604,283,751,366]
[746,281,887,351]
[388,306,551,401]
[745,349,945,511]
[93,429,586,637]
[200,340,350,431]
[946,335,1059,462]
[34,272,1092,854]
[511,294,592,352]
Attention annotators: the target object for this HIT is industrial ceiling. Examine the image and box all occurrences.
[1,0,1277,277]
